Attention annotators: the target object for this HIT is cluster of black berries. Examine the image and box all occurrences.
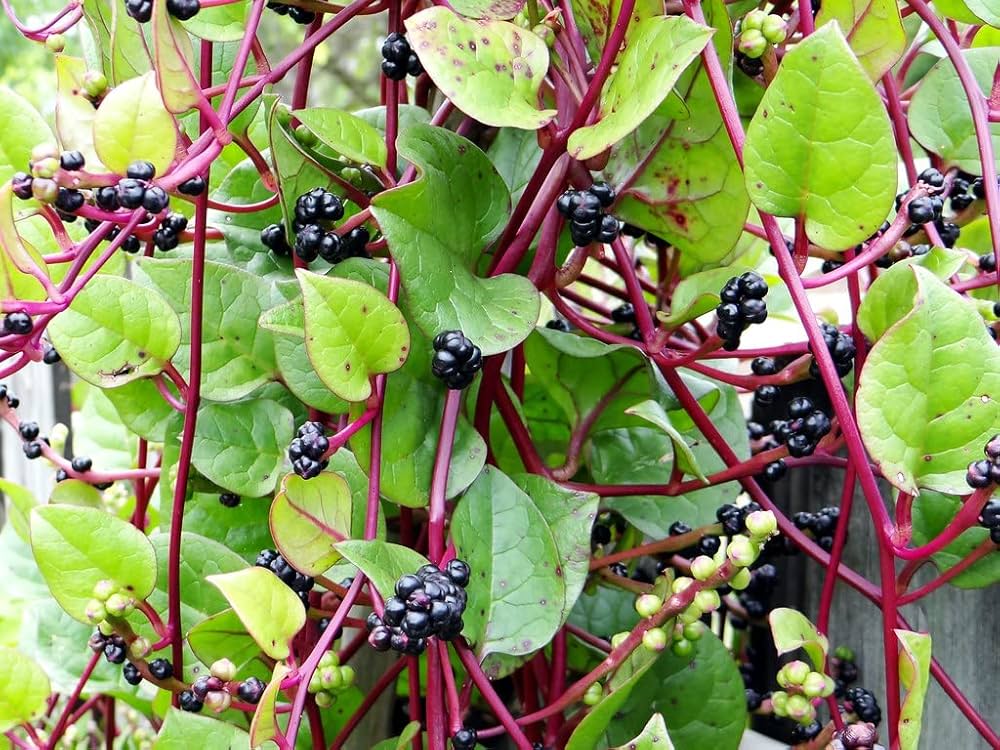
[807,321,855,378]
[832,647,860,698]
[715,272,768,350]
[90,162,170,224]
[947,172,976,212]
[54,456,112,490]
[716,501,763,536]
[12,150,88,222]
[899,169,960,248]
[979,252,998,273]
[3,312,33,337]
[844,686,882,725]
[872,240,930,269]
[89,631,127,664]
[966,434,1000,493]
[431,330,483,390]
[451,728,478,750]
[83,218,141,254]
[152,213,189,251]
[0,385,20,410]
[737,562,778,621]
[790,721,823,743]
[381,33,423,81]
[124,658,175,686]
[367,560,470,655]
[764,396,832,459]
[556,183,622,247]
[126,0,200,23]
[978,500,1000,544]
[18,421,46,461]
[261,188,369,264]
[669,521,722,559]
[288,421,329,479]
[792,505,841,552]
[255,549,315,609]
[266,1,316,23]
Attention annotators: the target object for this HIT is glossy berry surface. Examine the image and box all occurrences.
[431,330,483,390]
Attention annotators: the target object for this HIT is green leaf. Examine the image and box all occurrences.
[93,72,178,176]
[0,478,35,544]
[567,17,713,160]
[612,714,675,750]
[30,505,157,623]
[155,708,251,749]
[103,377,178,442]
[349,332,487,507]
[571,0,662,63]
[908,49,1000,175]
[0,185,52,305]
[298,270,410,402]
[184,1,248,41]
[192,399,294,497]
[568,584,640,639]
[607,632,745,750]
[744,23,897,249]
[188,609,266,683]
[768,607,829,671]
[207,567,306,660]
[71,383,138,470]
[250,663,290,749]
[451,466,565,661]
[624,400,705,480]
[49,480,103,508]
[138,258,282,401]
[293,107,388,168]
[0,648,50,733]
[910,491,999,588]
[815,0,905,80]
[933,0,987,22]
[0,86,53,185]
[896,630,932,750]
[487,127,543,204]
[333,540,431,601]
[371,722,422,750]
[655,266,740,328]
[54,56,105,172]
[152,0,201,114]
[566,647,660,750]
[81,0,151,84]
[405,7,555,130]
[270,472,353,576]
[48,273,182,388]
[857,266,1000,494]
[372,125,539,355]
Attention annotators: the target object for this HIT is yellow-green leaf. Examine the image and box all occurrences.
[207,568,306,660]
[93,73,178,175]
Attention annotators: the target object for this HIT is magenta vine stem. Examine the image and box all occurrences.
[428,388,462,563]
[45,651,101,749]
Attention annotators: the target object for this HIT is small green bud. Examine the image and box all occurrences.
[92,579,116,601]
[97,619,115,636]
[610,631,629,649]
[744,510,777,540]
[671,638,694,657]
[690,555,717,581]
[583,682,604,706]
[694,589,721,613]
[761,14,788,44]
[320,667,343,691]
[49,423,69,453]
[339,665,355,688]
[742,9,767,30]
[726,535,759,568]
[104,593,134,617]
[683,621,705,641]
[204,691,231,713]
[771,690,789,716]
[32,178,59,203]
[45,34,65,53]
[315,691,335,708]
[210,658,237,682]
[671,576,694,594]
[293,125,318,148]
[777,660,811,687]
[275,106,292,128]
[308,672,323,693]
[729,568,752,590]
[634,594,663,618]
[834,645,856,662]
[340,167,362,186]
[738,28,768,59]
[128,637,151,660]
[83,71,109,98]
[319,650,339,669]
[802,671,828,698]
[641,627,668,652]
[785,693,814,723]
[679,605,702,625]
[85,599,107,623]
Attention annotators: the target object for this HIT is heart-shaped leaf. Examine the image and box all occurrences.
[405,7,556,130]
[857,265,1000,494]
[0,648,50,733]
[897,629,932,750]
[48,274,182,388]
[207,568,306,660]
[298,270,410,402]
[270,472,353,576]
[908,49,1000,174]
[250,663,291,749]
[93,72,177,176]
[30,505,157,623]
[293,107,388,168]
[192,399,294,498]
[816,0,906,80]
[768,607,829,671]
[612,714,675,750]
[744,23,897,249]
[371,124,539,355]
[333,540,432,601]
[567,16,713,160]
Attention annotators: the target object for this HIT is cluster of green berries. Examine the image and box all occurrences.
[288,420,330,480]
[771,659,835,727]
[738,10,787,59]
[381,33,423,80]
[267,1,316,23]
[556,182,622,247]
[84,579,137,627]
[367,560,470,655]
[255,549,316,609]
[966,434,1000,494]
[716,271,768,350]
[126,0,200,23]
[431,330,484,390]
[180,659,266,714]
[261,188,369,264]
[306,650,356,708]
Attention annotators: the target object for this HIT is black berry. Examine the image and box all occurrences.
[125,0,152,22]
[123,663,142,685]
[219,492,241,507]
[431,330,483,390]
[178,176,206,196]
[18,421,39,441]
[148,658,173,680]
[60,151,85,171]
[451,728,478,750]
[71,456,93,473]
[237,677,266,704]
[4,312,33,335]
[178,690,203,713]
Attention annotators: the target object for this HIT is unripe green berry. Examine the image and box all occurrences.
[85,599,107,623]
[671,638,694,657]
[92,579,116,601]
[31,143,59,163]
[97,619,115,636]
[802,671,828,698]
[210,658,237,682]
[294,125,318,148]
[694,589,721,613]
[679,605,702,625]
[742,9,767,30]
[340,167,362,186]
[785,693,814,723]
[822,675,836,697]
[315,691,335,708]
[642,627,668,652]
[83,71,108,98]
[275,106,292,128]
[726,535,759,568]
[683,621,705,641]
[320,667,343,691]
[771,690,789,715]
[744,510,777,540]
[308,672,323,693]
[583,682,604,706]
[635,594,663,618]
[761,14,788,44]
[45,34,65,53]
[690,555,717,581]
[532,24,556,47]
[671,576,694,594]
[50,423,69,453]
[32,177,59,203]
[778,660,811,687]
[834,645,856,662]
[104,593,134,617]
[319,650,339,669]
[729,567,752,590]
[128,637,151,660]
[339,665,355,688]
[610,631,629,649]
[738,28,768,59]
[204,691,232,713]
